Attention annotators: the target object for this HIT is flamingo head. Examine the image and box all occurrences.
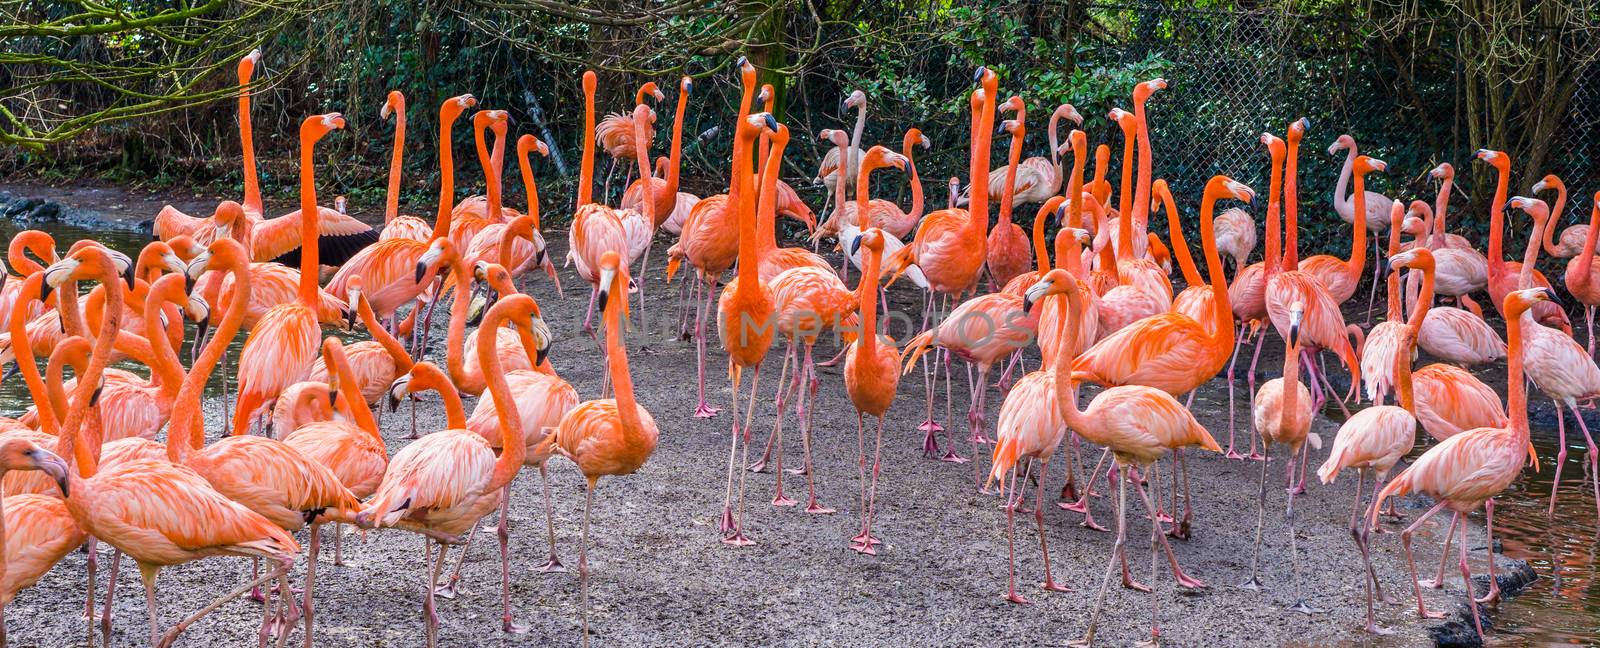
[1286,302,1304,349]
[1389,247,1435,274]
[1429,162,1453,180]
[999,95,1024,115]
[842,89,866,112]
[1287,117,1309,142]
[1475,149,1509,171]
[1023,268,1078,313]
[381,91,404,120]
[1327,134,1356,156]
[1506,287,1560,318]
[0,439,68,497]
[1531,174,1562,195]
[1508,196,1550,222]
[1354,156,1387,175]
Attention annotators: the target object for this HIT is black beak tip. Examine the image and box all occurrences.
[1545,287,1562,305]
[414,262,427,284]
[536,347,549,367]
[597,288,611,314]
[39,282,53,302]
[90,386,104,408]
[848,236,863,257]
[736,56,747,68]
[973,66,986,84]
[762,114,778,132]
[55,478,68,498]
[0,363,17,385]
[1023,295,1036,313]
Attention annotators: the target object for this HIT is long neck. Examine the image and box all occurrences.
[1132,104,1155,237]
[1284,139,1301,269]
[1051,283,1088,428]
[385,106,405,224]
[1385,209,1403,321]
[828,136,851,230]
[297,133,320,305]
[359,295,413,372]
[1163,189,1203,287]
[1047,110,1062,173]
[143,291,185,402]
[732,127,757,290]
[966,89,994,240]
[443,257,481,390]
[1518,213,1546,289]
[1576,202,1600,288]
[1396,328,1416,412]
[1346,169,1368,280]
[854,161,875,231]
[1264,153,1283,277]
[1090,145,1110,205]
[1404,263,1435,329]
[1115,128,1135,240]
[63,274,121,479]
[1433,176,1452,245]
[578,85,596,207]
[858,244,881,358]
[665,90,687,195]
[333,353,382,444]
[1280,342,1303,434]
[1506,306,1529,438]
[176,260,249,454]
[753,134,785,263]
[1030,200,1051,270]
[435,106,459,238]
[240,73,261,216]
[1488,164,1509,268]
[633,110,656,229]
[1197,186,1232,341]
[1333,147,1354,215]
[997,127,1023,226]
[485,124,505,220]
[480,311,527,491]
[1066,135,1086,230]
[904,138,924,221]
[604,280,643,436]
[1542,185,1566,256]
[9,277,56,435]
[849,101,866,149]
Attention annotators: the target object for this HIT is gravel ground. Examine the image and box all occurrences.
[0,185,1513,647]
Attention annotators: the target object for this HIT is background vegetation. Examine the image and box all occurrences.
[2,0,1597,256]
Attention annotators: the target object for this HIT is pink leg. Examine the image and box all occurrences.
[851,415,887,554]
[917,292,944,442]
[1135,462,1204,589]
[1348,470,1395,634]
[1550,401,1569,516]
[1420,512,1457,589]
[535,463,565,572]
[1075,464,1133,646]
[1002,463,1028,603]
[1456,515,1485,640]
[1474,499,1503,604]
[748,344,795,474]
[1034,459,1071,593]
[1245,331,1266,460]
[1064,447,1109,532]
[1400,501,1451,619]
[693,282,720,418]
[1566,402,1600,522]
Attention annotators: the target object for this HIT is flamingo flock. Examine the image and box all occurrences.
[0,49,1594,647]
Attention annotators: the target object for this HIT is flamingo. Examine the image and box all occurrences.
[306,274,414,406]
[356,295,540,645]
[1562,191,1600,355]
[1539,175,1587,259]
[666,58,761,419]
[1241,301,1324,614]
[150,50,265,239]
[0,438,75,643]
[814,128,925,243]
[814,89,867,225]
[536,252,657,647]
[984,97,1033,290]
[885,66,997,456]
[621,76,693,224]
[568,71,634,336]
[1509,196,1600,518]
[595,81,662,197]
[1090,103,1170,336]
[1214,206,1256,279]
[1223,132,1288,459]
[830,228,902,554]
[1316,300,1418,635]
[1359,202,1411,404]
[43,241,303,648]
[1398,201,1502,368]
[0,230,58,330]
[1024,270,1220,647]
[230,112,347,434]
[1327,134,1393,318]
[1475,148,1570,331]
[1372,288,1552,640]
[378,90,435,243]
[1394,249,1511,444]
[449,110,517,253]
[715,111,780,545]
[1265,123,1360,421]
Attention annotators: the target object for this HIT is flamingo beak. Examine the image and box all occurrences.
[385,374,412,413]
[597,267,617,313]
[32,449,69,497]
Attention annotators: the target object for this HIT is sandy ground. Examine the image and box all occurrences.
[0,183,1520,647]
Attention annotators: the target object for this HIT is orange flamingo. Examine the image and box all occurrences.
[378,90,435,243]
[356,296,539,644]
[1359,202,1411,403]
[985,97,1033,289]
[449,110,515,253]
[1475,148,1570,331]
[1537,175,1585,258]
[307,274,414,406]
[1327,134,1393,317]
[464,136,561,290]
[569,71,634,335]
[1025,270,1219,646]
[837,228,901,553]
[536,251,657,647]
[814,128,924,243]
[1316,307,1418,635]
[231,112,346,434]
[1509,196,1600,517]
[43,241,303,648]
[1399,200,1501,367]
[1372,288,1552,640]
[1394,249,1511,445]
[596,81,662,196]
[966,103,1080,209]
[1563,191,1600,355]
[1303,138,1383,308]
[622,76,693,224]
[0,438,75,642]
[715,111,780,545]
[1241,302,1323,613]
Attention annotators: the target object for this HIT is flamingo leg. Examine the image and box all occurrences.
[1245,329,1266,460]
[769,347,797,506]
[749,343,795,474]
[332,523,344,566]
[939,346,964,463]
[83,537,98,624]
[725,365,763,546]
[853,414,888,554]
[1400,501,1451,619]
[1243,440,1270,590]
[1002,462,1028,603]
[1034,458,1071,593]
[1457,514,1485,640]
[436,519,480,599]
[495,486,530,633]
[101,549,123,646]
[1065,447,1110,532]
[969,366,993,487]
[1349,470,1394,634]
[535,463,566,572]
[636,245,650,328]
[579,480,597,648]
[1366,244,1382,326]
[1285,460,1321,614]
[1587,305,1596,357]
[1420,512,1458,589]
[424,541,449,647]
[303,524,320,648]
[1135,462,1204,589]
[1073,463,1130,647]
[797,343,833,514]
[1566,402,1600,522]
[1550,402,1569,516]
[1171,449,1194,539]
[1224,322,1247,458]
[692,280,720,418]
[854,411,868,538]
[582,286,599,339]
[154,555,293,648]
[918,291,943,451]
[1133,464,1167,645]
[1474,498,1503,605]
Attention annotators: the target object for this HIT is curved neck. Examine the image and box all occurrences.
[849,100,866,149]
[1404,263,1435,330]
[297,130,321,305]
[1066,134,1086,230]
[435,105,460,238]
[754,133,786,262]
[1395,328,1416,412]
[632,108,656,228]
[1051,282,1088,427]
[858,243,881,357]
[9,276,56,435]
[1197,184,1233,343]
[240,70,261,216]
[1284,138,1302,269]
[1279,342,1303,434]
[443,256,482,391]
[1542,185,1568,256]
[385,104,405,224]
[1575,202,1600,288]
[854,160,876,230]
[62,273,122,478]
[177,258,249,454]
[1333,146,1355,216]
[143,289,185,402]
[483,123,506,221]
[1487,164,1509,269]
[417,365,466,428]
[1162,188,1203,287]
[332,349,381,443]
[903,137,924,222]
[1519,212,1547,289]
[7,235,53,276]
[997,125,1024,225]
[1505,307,1530,437]
[1131,103,1155,234]
[1090,145,1111,206]
[828,135,850,231]
[1346,169,1368,280]
[1264,152,1284,277]
[480,308,528,491]
[1030,199,1052,270]
[1433,176,1453,246]
[665,89,688,195]
[359,293,413,372]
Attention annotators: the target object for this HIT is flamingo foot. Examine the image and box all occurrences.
[1042,580,1072,593]
[784,465,808,475]
[1174,570,1206,590]
[1167,520,1191,540]
[1289,600,1324,615]
[1239,575,1265,591]
[1245,452,1265,461]
[772,494,797,507]
[534,554,566,573]
[718,507,735,535]
[1417,607,1447,620]
[940,450,969,464]
[1122,576,1151,593]
[918,419,944,433]
[433,581,460,599]
[503,618,530,634]
[1287,484,1306,496]
[805,501,835,515]
[747,458,768,473]
[1059,497,1089,513]
[1225,449,1245,460]
[694,402,721,418]
[1079,514,1108,533]
[1005,591,1031,604]
[721,531,755,547]
[1365,622,1395,636]
[922,430,941,458]
[849,535,881,555]
[1474,586,1501,604]
[850,531,883,546]
[1417,577,1446,589]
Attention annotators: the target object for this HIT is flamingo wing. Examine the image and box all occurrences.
[254,206,379,266]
